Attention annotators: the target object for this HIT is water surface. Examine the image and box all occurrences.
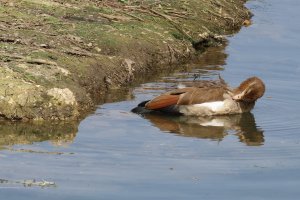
[1,0,300,199]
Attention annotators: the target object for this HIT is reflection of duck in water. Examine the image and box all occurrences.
[141,112,264,146]
[132,77,265,116]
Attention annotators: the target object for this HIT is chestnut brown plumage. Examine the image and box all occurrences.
[232,77,265,102]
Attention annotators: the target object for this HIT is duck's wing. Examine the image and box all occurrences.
[145,86,229,110]
[179,87,227,105]
[145,88,193,110]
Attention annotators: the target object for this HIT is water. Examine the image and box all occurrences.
[1,0,300,199]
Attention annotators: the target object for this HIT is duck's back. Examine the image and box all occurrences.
[177,87,228,105]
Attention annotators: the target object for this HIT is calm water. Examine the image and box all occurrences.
[1,0,300,199]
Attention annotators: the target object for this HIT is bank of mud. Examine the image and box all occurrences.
[0,0,251,120]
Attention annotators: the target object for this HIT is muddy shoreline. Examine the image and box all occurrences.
[0,0,251,120]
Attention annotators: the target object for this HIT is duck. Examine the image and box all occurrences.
[132,76,265,116]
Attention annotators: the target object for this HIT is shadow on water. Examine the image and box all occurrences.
[0,121,78,150]
[0,89,135,152]
[140,112,264,146]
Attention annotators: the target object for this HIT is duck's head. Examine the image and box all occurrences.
[232,77,265,102]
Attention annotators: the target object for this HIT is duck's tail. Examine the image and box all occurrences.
[131,100,182,115]
[131,100,151,114]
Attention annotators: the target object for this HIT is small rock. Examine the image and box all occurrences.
[56,66,70,76]
[104,76,112,85]
[17,64,28,69]
[66,34,83,43]
[124,58,135,74]
[243,19,252,27]
[40,14,51,17]
[40,44,50,48]
[94,47,102,52]
[47,88,77,105]
[198,32,209,39]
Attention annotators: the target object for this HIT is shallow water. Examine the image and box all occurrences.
[1,0,300,199]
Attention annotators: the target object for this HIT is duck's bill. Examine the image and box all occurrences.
[232,91,246,101]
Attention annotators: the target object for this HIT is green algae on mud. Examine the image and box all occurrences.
[0,0,250,120]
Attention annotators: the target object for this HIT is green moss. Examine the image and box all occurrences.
[0,6,6,13]
[171,31,185,40]
[42,15,62,25]
[73,23,105,39]
[27,51,54,60]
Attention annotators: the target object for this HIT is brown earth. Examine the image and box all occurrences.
[0,0,251,120]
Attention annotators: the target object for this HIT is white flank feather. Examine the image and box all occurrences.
[194,101,225,112]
